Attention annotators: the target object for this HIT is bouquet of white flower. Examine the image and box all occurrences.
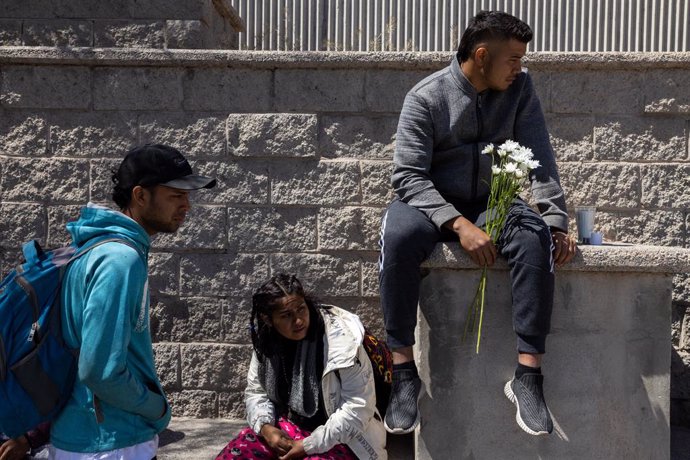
[464,140,541,353]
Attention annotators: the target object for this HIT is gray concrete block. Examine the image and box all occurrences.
[221,297,252,345]
[0,111,49,156]
[0,20,22,45]
[270,253,360,297]
[645,70,690,114]
[23,20,92,47]
[642,164,690,208]
[275,70,365,112]
[325,297,385,339]
[614,210,686,247]
[0,203,45,248]
[545,114,594,161]
[89,158,123,203]
[364,70,430,112]
[153,343,181,391]
[166,20,203,49]
[50,111,137,157]
[154,205,227,250]
[139,112,226,158]
[551,71,642,114]
[416,266,671,459]
[167,390,218,418]
[319,115,397,160]
[1,66,91,109]
[180,253,269,297]
[360,255,380,298]
[180,344,252,391]
[47,204,81,247]
[149,252,179,296]
[594,116,687,161]
[191,160,269,205]
[0,248,22,278]
[227,207,317,252]
[559,163,641,208]
[318,206,384,251]
[361,161,395,205]
[227,113,317,158]
[674,274,690,305]
[94,20,165,48]
[2,157,89,202]
[271,160,360,205]
[527,69,551,114]
[218,392,245,420]
[94,68,183,110]
[151,296,224,343]
[183,69,272,112]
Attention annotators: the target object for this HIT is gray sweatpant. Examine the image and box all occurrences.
[378,198,555,354]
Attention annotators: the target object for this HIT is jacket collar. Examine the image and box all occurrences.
[449,56,479,96]
[319,306,364,375]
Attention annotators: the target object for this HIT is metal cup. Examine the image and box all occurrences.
[575,206,596,244]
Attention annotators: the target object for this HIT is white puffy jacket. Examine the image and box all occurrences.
[245,305,388,460]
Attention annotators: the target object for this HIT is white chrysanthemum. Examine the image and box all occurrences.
[524,159,541,170]
[491,165,502,175]
[515,169,526,179]
[510,146,534,164]
[498,148,509,158]
[504,162,519,174]
[500,140,521,152]
[482,143,495,155]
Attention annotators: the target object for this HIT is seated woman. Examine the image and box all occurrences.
[216,274,387,460]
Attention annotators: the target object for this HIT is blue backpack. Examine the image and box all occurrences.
[0,237,128,438]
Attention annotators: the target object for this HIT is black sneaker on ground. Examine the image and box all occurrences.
[384,369,422,434]
[504,373,553,436]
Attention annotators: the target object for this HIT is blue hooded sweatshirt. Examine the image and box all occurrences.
[51,203,171,453]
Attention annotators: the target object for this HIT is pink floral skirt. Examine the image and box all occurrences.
[215,417,357,460]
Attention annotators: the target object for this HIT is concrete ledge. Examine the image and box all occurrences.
[423,242,690,274]
[415,243,690,459]
[0,47,689,69]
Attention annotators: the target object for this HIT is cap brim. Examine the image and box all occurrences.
[160,175,216,190]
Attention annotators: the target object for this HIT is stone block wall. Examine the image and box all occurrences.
[0,0,239,49]
[0,49,689,421]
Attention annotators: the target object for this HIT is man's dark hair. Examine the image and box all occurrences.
[457,10,533,62]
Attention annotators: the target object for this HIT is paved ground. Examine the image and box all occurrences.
[158,418,413,460]
[159,418,688,459]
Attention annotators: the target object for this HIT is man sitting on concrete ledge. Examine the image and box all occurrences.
[379,11,577,437]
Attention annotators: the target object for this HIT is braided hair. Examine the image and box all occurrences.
[249,273,321,362]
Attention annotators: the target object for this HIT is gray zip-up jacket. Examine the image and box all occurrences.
[392,57,568,232]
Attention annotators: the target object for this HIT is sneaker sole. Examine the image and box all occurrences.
[384,380,423,435]
[504,380,550,436]
[384,411,420,435]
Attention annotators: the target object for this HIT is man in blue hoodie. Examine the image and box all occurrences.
[50,144,216,459]
[380,11,576,437]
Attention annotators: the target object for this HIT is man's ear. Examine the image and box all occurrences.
[474,45,489,68]
[131,185,148,207]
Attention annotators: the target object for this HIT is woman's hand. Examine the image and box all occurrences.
[0,435,30,460]
[279,439,306,460]
[260,424,294,456]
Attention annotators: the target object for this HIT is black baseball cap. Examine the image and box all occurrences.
[115,144,216,191]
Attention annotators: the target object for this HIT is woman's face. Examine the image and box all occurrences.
[266,294,310,341]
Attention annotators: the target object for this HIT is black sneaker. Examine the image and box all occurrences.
[504,373,553,435]
[384,369,422,434]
